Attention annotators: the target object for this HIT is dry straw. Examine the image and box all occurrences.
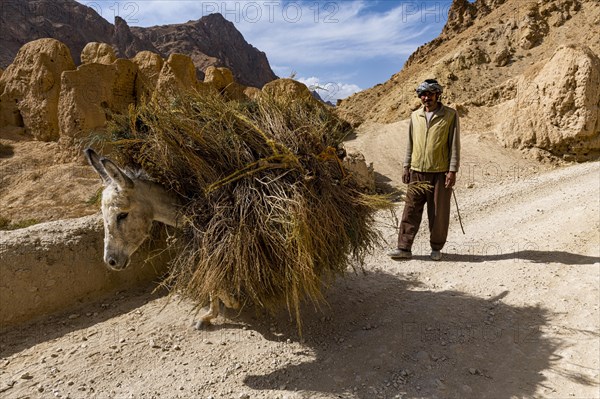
[106,89,392,329]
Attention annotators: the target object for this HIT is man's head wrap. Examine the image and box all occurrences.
[416,79,443,97]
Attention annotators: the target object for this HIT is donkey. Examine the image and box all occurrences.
[85,148,238,328]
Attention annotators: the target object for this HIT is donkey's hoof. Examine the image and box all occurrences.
[194,320,211,330]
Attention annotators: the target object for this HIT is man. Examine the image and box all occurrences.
[388,79,460,261]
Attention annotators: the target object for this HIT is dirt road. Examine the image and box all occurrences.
[1,125,599,398]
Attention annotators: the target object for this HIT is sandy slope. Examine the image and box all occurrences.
[1,123,599,399]
[0,138,102,225]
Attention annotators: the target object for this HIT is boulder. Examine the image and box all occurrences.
[204,66,248,101]
[497,45,600,161]
[223,82,249,101]
[131,51,164,103]
[80,42,117,64]
[58,59,137,140]
[156,53,206,97]
[493,48,512,67]
[517,3,548,50]
[262,78,318,104]
[447,45,491,70]
[0,38,75,141]
[204,66,234,91]
[343,151,376,193]
[243,86,261,100]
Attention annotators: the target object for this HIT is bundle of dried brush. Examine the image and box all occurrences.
[105,88,392,327]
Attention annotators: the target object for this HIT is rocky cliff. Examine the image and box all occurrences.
[0,0,277,88]
[338,0,600,161]
[0,0,156,66]
[131,13,277,88]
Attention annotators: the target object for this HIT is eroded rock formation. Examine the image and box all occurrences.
[497,45,600,160]
[0,38,75,141]
[0,40,275,143]
[59,59,138,140]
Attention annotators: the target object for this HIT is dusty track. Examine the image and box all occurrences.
[1,127,599,398]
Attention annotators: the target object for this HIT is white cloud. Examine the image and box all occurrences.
[235,0,442,65]
[76,0,451,91]
[80,1,444,64]
[297,76,361,103]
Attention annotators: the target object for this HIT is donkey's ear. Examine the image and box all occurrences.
[84,148,111,184]
[100,158,134,190]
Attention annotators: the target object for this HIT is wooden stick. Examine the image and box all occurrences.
[452,189,466,234]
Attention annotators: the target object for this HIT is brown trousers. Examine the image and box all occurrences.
[398,171,452,251]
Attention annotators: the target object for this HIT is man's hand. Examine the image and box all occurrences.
[402,167,411,184]
[445,171,456,188]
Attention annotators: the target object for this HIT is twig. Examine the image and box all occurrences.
[452,189,466,234]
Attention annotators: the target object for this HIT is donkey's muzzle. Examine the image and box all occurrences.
[105,255,130,270]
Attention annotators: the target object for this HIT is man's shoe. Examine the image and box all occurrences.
[388,248,412,259]
[430,250,442,261]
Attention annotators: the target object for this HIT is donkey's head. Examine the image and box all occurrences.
[85,148,154,270]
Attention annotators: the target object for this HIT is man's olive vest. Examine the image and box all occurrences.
[410,105,457,173]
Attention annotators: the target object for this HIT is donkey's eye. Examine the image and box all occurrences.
[116,212,129,222]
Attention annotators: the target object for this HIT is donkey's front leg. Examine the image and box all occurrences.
[194,294,220,330]
[193,291,241,330]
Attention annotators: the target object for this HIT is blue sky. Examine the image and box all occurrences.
[78,1,455,102]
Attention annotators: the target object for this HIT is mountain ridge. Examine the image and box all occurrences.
[0,0,277,88]
[339,0,599,123]
[337,0,600,161]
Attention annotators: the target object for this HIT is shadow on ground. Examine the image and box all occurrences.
[0,143,14,158]
[440,250,600,265]
[1,268,595,398]
[374,172,404,203]
[242,269,588,398]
